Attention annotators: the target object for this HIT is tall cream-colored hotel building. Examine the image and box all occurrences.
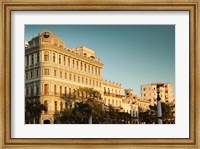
[25,30,175,124]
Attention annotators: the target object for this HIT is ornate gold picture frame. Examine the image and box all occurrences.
[0,0,199,148]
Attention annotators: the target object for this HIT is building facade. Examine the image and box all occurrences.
[25,30,104,124]
[102,80,123,108]
[141,83,175,106]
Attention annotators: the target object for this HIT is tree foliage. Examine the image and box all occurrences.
[25,98,46,124]
[54,87,133,124]
[139,102,174,124]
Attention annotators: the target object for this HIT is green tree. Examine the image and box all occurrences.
[55,87,103,124]
[139,102,174,124]
[25,98,46,124]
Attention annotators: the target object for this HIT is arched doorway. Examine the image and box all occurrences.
[43,119,50,124]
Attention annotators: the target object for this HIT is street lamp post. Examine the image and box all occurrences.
[156,85,162,124]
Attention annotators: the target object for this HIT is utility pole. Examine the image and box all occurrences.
[157,85,163,124]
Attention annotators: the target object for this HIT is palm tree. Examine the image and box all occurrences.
[56,87,103,124]
[75,87,102,124]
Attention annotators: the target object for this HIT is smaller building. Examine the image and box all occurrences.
[102,80,123,107]
[141,82,175,106]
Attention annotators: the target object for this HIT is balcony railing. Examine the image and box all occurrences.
[104,92,122,98]
[25,92,74,98]
[25,63,40,69]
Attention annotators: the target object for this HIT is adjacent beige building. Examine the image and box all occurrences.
[102,80,123,107]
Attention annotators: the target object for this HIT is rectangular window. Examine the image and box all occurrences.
[53,53,55,62]
[54,101,57,111]
[85,64,86,72]
[44,52,49,61]
[74,75,76,81]
[64,56,66,65]
[44,84,49,95]
[81,62,83,70]
[44,100,48,113]
[69,88,71,95]
[31,71,33,78]
[36,69,39,77]
[36,85,39,95]
[54,70,56,76]
[31,54,34,64]
[31,86,34,95]
[65,73,67,79]
[68,58,70,67]
[59,55,61,64]
[65,87,67,95]
[92,66,94,74]
[54,85,56,95]
[60,102,63,111]
[26,56,29,66]
[60,86,62,96]
[44,69,49,75]
[77,61,79,69]
[37,53,40,63]
[88,65,90,73]
[72,59,75,68]
[78,76,80,82]
[69,74,71,80]
[26,72,28,79]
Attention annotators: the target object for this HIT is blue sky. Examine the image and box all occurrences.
[25,25,175,95]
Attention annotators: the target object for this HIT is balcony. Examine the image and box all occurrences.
[104,92,122,98]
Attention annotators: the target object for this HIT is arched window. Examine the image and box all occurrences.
[44,51,49,61]
[104,87,106,93]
